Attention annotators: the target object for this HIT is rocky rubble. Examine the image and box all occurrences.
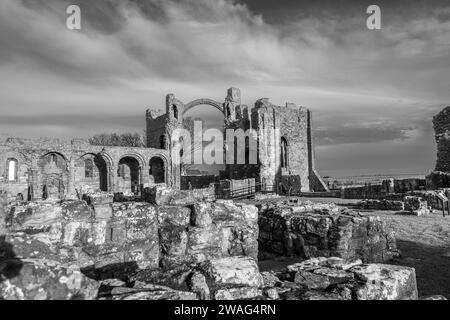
[258,201,398,263]
[96,255,264,300]
[356,199,405,211]
[402,196,431,216]
[0,258,99,300]
[261,257,418,300]
[1,196,259,299]
[0,193,428,300]
[356,195,434,216]
[143,184,215,206]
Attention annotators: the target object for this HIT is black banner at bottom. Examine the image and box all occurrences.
[0,300,445,319]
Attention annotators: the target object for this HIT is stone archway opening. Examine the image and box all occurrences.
[181,104,224,189]
[149,156,166,184]
[118,156,140,195]
[39,152,68,200]
[78,153,110,192]
[94,154,109,191]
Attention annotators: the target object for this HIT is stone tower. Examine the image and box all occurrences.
[433,106,450,172]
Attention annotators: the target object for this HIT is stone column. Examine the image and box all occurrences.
[112,164,119,193]
[30,158,41,201]
[0,191,7,234]
[66,159,77,200]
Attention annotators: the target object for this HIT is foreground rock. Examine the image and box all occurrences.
[2,197,258,281]
[143,185,215,206]
[264,257,418,300]
[201,256,263,288]
[1,195,424,300]
[0,259,99,300]
[258,201,398,263]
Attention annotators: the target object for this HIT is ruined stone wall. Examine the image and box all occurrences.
[340,178,426,199]
[0,137,171,200]
[2,195,258,279]
[251,99,313,192]
[180,175,216,190]
[146,109,167,149]
[257,201,398,263]
[426,171,450,189]
[144,88,326,193]
[433,106,450,172]
[341,184,387,199]
[280,104,310,190]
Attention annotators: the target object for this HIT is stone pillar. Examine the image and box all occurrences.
[30,158,41,201]
[112,164,119,193]
[0,191,7,234]
[66,159,77,200]
[433,106,450,172]
[141,164,150,189]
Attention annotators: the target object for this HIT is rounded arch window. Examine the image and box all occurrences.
[7,158,18,182]
[173,105,179,120]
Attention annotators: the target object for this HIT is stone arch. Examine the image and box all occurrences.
[183,99,225,117]
[78,153,110,192]
[149,156,166,184]
[39,152,69,200]
[117,152,146,169]
[41,151,68,164]
[117,155,142,195]
[98,151,114,169]
[98,151,114,191]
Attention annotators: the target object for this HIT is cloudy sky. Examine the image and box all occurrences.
[1,0,450,177]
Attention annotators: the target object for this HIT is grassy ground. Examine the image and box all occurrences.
[257,196,450,298]
[359,210,450,298]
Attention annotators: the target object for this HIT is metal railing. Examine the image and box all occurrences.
[215,182,277,199]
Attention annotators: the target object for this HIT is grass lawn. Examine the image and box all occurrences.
[256,196,450,298]
[359,210,450,298]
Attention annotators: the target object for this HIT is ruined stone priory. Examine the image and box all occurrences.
[0,87,327,201]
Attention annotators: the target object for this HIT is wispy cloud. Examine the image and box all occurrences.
[0,0,449,174]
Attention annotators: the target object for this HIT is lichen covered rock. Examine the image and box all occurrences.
[201,256,263,288]
[258,202,398,263]
[265,257,418,300]
[0,259,99,300]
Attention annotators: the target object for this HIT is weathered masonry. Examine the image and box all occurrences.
[146,87,327,192]
[426,106,450,188]
[1,87,326,200]
[0,138,170,200]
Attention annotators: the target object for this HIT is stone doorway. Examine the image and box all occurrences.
[149,156,165,184]
[117,156,141,195]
